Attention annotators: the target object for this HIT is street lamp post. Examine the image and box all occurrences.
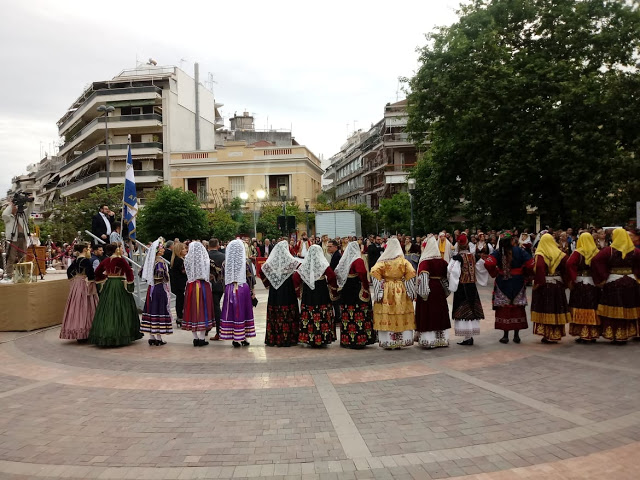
[97,105,115,190]
[304,198,310,237]
[240,190,266,240]
[408,178,416,239]
[279,185,287,237]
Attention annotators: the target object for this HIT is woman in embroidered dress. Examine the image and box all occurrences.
[140,238,173,346]
[485,234,533,344]
[531,233,571,343]
[447,234,486,346]
[295,244,339,347]
[60,243,99,342]
[369,237,416,349]
[88,243,142,347]
[220,239,256,348]
[415,237,450,348]
[567,233,601,343]
[170,242,187,326]
[335,241,376,348]
[591,228,640,343]
[182,241,214,347]
[259,240,301,347]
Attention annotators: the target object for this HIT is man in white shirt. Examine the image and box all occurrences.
[91,205,115,245]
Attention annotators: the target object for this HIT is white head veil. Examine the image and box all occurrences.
[261,240,301,289]
[298,244,329,289]
[420,236,441,262]
[224,239,247,285]
[334,241,362,288]
[184,241,210,283]
[142,238,162,286]
[377,237,404,262]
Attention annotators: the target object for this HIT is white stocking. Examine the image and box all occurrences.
[149,334,157,340]
[192,331,199,339]
[197,331,206,340]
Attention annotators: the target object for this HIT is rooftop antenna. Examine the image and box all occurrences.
[179,58,188,70]
[205,72,217,92]
[396,78,400,101]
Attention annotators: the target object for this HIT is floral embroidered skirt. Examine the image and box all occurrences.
[265,303,300,347]
[340,301,376,348]
[300,301,335,346]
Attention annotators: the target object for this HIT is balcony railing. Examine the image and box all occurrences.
[61,142,163,172]
[58,86,162,130]
[61,169,163,194]
[62,113,162,147]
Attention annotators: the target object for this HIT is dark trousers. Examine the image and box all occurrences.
[175,292,185,320]
[213,292,223,335]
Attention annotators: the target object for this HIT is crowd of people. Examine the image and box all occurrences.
[57,213,640,349]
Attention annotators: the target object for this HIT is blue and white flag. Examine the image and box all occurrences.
[123,145,138,241]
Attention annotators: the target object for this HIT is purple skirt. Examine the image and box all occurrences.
[141,283,173,334]
[220,283,255,341]
[60,277,99,340]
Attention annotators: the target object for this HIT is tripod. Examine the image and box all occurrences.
[4,207,44,281]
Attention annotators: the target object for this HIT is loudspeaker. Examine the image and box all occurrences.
[277,215,286,230]
[277,215,297,232]
[287,215,296,231]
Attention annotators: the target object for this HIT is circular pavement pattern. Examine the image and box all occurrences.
[0,284,639,479]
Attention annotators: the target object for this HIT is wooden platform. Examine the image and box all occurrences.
[0,275,69,331]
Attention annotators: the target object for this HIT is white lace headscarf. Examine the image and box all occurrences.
[184,241,210,283]
[420,236,441,262]
[377,237,404,262]
[298,244,329,289]
[142,238,162,285]
[261,240,301,289]
[335,241,362,288]
[225,239,247,285]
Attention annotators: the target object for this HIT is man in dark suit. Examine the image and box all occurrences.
[208,238,226,341]
[91,205,115,245]
[328,240,341,271]
[162,240,174,263]
[367,235,383,270]
[260,238,272,257]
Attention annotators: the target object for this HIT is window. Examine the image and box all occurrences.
[187,178,208,201]
[130,134,142,143]
[229,176,245,199]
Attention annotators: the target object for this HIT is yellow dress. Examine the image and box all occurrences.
[370,256,416,332]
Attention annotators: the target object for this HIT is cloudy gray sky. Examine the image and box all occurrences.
[0,0,459,195]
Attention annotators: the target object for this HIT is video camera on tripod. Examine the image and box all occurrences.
[12,190,34,213]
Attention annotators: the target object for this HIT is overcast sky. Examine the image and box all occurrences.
[0,0,460,196]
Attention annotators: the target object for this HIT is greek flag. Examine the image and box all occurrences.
[123,145,137,240]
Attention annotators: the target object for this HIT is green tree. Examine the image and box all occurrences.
[137,186,208,241]
[379,193,411,234]
[405,0,640,229]
[207,209,238,242]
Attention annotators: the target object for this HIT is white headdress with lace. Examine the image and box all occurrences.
[184,241,210,283]
[334,241,362,288]
[298,244,329,289]
[377,237,404,262]
[420,236,442,262]
[142,238,162,286]
[261,240,301,289]
[225,239,246,285]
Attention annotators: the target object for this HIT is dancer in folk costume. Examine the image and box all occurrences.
[567,233,601,343]
[415,237,451,348]
[484,234,533,344]
[182,241,214,347]
[447,234,487,346]
[531,234,571,343]
[591,228,640,343]
[60,243,99,342]
[140,238,173,346]
[259,240,301,347]
[88,243,142,347]
[438,231,453,262]
[370,237,417,349]
[295,244,339,347]
[220,239,256,348]
[335,241,376,348]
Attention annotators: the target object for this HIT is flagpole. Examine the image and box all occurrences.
[122,134,129,255]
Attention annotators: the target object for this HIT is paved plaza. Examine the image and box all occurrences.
[0,283,639,479]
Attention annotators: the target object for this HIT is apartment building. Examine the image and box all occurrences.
[323,99,419,211]
[54,63,223,201]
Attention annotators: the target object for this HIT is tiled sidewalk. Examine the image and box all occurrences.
[0,284,638,479]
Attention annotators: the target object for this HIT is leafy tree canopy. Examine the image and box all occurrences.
[379,193,412,235]
[137,186,208,242]
[405,0,640,229]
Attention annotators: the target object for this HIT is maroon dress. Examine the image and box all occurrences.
[415,258,450,333]
[531,256,571,341]
[566,251,601,340]
[591,247,640,341]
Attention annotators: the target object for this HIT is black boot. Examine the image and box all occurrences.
[499,332,509,344]
[241,340,250,346]
[457,337,473,346]
[513,331,521,344]
[232,341,241,348]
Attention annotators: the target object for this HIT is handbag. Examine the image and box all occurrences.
[441,277,451,298]
[251,296,258,307]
